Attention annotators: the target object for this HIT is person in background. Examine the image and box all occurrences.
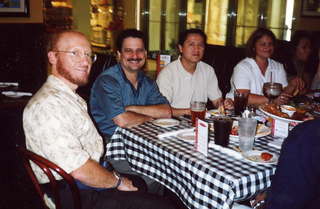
[226,28,304,106]
[90,29,171,194]
[156,28,233,116]
[23,30,175,209]
[285,31,313,94]
[311,49,320,90]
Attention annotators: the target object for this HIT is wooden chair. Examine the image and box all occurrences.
[16,146,81,209]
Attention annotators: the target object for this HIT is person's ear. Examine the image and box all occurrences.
[116,50,121,62]
[178,44,183,54]
[48,51,57,65]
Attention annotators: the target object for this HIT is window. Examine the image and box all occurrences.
[140,0,295,50]
[142,0,182,52]
[234,0,294,46]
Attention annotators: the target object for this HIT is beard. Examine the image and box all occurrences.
[56,59,89,87]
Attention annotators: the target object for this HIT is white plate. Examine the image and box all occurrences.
[211,121,271,139]
[314,110,320,115]
[0,82,18,87]
[259,106,303,123]
[255,124,272,137]
[152,118,179,128]
[230,122,271,139]
[1,91,32,98]
[242,150,278,164]
[177,130,195,143]
[208,109,224,117]
[1,91,23,98]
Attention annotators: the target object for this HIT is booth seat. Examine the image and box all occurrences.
[202,44,246,96]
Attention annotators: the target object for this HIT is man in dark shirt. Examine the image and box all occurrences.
[264,119,320,209]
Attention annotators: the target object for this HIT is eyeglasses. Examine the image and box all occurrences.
[53,50,97,63]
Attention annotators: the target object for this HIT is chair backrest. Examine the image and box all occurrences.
[16,146,81,209]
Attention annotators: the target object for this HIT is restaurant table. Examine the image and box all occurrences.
[106,116,281,209]
[0,87,32,148]
[0,86,32,109]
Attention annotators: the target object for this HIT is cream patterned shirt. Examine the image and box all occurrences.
[23,75,104,183]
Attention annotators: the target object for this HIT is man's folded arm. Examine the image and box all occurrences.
[125,104,171,118]
[171,107,190,116]
[113,111,153,128]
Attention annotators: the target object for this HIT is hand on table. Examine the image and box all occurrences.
[287,77,305,96]
[223,98,234,110]
[273,93,292,105]
[117,177,138,191]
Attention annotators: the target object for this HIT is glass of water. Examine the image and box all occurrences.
[238,118,257,152]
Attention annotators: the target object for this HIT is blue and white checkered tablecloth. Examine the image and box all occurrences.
[106,117,280,209]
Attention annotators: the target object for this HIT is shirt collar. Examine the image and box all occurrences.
[177,56,200,76]
[47,75,81,100]
[117,63,144,84]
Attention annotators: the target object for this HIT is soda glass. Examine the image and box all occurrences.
[234,91,249,116]
[213,116,233,147]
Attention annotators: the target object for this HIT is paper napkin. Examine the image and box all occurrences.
[157,128,194,139]
[268,138,284,149]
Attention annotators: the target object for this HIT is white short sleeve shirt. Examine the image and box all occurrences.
[226,57,288,98]
[156,58,222,108]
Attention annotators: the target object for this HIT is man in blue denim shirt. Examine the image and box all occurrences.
[90,29,171,139]
[90,29,171,193]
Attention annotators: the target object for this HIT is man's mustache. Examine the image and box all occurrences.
[127,58,143,62]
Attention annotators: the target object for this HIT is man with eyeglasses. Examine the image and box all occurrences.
[23,30,175,209]
[90,29,172,194]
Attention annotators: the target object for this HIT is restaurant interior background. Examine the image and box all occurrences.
[1,0,320,79]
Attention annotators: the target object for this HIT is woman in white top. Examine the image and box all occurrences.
[228,28,304,105]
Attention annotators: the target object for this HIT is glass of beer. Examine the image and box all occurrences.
[190,101,206,126]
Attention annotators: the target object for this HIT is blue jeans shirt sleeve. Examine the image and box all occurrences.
[95,75,125,119]
[146,81,169,105]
